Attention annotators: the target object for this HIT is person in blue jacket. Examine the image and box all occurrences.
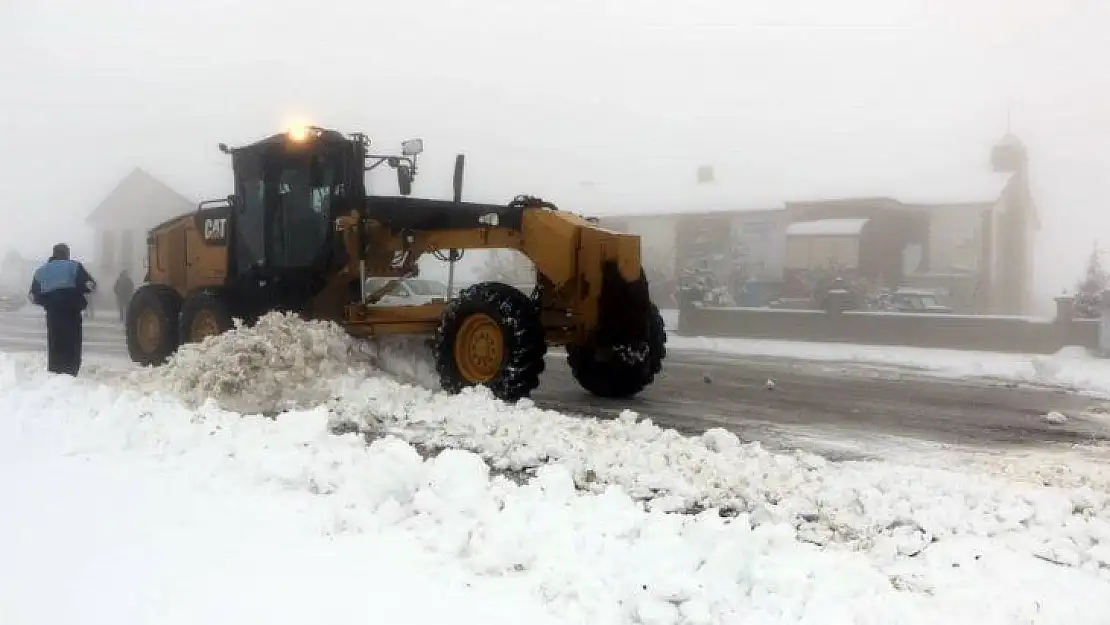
[28,243,97,375]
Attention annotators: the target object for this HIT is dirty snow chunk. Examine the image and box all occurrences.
[701,427,740,453]
[127,312,357,414]
[417,449,495,518]
[1042,411,1068,425]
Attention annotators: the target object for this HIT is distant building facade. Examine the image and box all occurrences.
[596,134,1039,314]
[84,168,196,284]
[600,208,787,306]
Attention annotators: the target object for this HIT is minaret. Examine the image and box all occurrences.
[988,121,1035,314]
[991,132,1028,175]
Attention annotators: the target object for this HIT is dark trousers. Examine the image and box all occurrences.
[45,307,83,376]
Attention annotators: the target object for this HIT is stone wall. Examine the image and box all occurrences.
[678,297,1098,354]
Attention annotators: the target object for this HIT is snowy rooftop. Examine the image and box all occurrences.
[85,167,196,229]
[573,169,1014,220]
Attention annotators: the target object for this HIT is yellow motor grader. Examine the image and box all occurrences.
[125,126,665,401]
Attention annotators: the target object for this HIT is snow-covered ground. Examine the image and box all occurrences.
[3,314,1110,624]
[660,309,1110,397]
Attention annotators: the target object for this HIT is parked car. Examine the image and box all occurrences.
[363,277,450,306]
[889,288,953,314]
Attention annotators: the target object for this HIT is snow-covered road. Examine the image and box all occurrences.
[2,316,1110,624]
[0,311,125,354]
[2,309,1109,465]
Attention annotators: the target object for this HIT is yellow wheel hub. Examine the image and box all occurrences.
[136,309,163,354]
[191,309,222,342]
[454,313,504,383]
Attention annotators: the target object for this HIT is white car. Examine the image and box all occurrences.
[363,277,450,306]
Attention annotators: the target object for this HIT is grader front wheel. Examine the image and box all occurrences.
[434,282,547,402]
[567,302,667,399]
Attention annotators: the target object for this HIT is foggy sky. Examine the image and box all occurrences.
[2,0,1108,306]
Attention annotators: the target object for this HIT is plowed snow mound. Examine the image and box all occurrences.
[360,336,441,391]
[130,312,357,414]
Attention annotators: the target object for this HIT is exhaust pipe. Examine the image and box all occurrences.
[452,154,465,203]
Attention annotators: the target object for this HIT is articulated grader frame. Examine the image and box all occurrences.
[125,126,666,401]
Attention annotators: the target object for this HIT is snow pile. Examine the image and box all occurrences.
[4,362,1110,624]
[360,335,442,391]
[129,312,357,414]
[329,380,1110,576]
[1042,411,1069,425]
[0,386,569,625]
[29,311,1104,577]
[125,312,444,413]
[944,447,1110,494]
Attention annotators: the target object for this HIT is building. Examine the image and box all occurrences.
[782,197,928,291]
[783,218,875,277]
[986,134,1038,314]
[599,208,786,306]
[896,137,1037,314]
[895,200,995,313]
[84,168,196,283]
[595,134,1039,314]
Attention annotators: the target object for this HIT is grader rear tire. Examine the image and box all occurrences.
[434,282,546,402]
[179,290,234,344]
[567,302,666,399]
[126,285,182,366]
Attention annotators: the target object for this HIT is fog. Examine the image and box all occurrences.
[2,0,1108,303]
